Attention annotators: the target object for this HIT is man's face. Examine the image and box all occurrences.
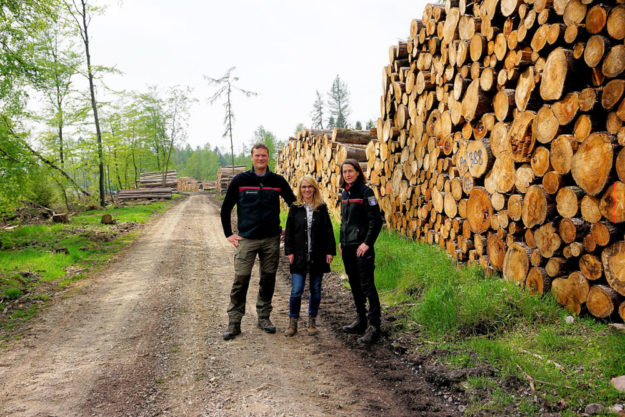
[252,148,269,170]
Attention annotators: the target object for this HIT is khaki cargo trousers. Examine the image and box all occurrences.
[227,235,280,324]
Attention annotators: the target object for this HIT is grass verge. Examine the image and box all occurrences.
[0,198,179,338]
[329,223,625,416]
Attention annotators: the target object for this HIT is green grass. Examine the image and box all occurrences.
[0,199,175,334]
[317,217,625,415]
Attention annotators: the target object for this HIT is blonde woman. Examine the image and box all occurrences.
[283,176,336,337]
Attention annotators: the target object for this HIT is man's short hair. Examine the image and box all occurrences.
[251,143,269,154]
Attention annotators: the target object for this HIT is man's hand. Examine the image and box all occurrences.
[339,243,342,255]
[356,243,369,257]
[326,254,333,264]
[287,254,294,264]
[227,234,243,248]
[280,229,286,242]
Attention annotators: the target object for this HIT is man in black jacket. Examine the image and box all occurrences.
[220,143,296,340]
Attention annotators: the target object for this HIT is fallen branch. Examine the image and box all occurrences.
[517,348,564,370]
[516,364,538,403]
[1,292,31,317]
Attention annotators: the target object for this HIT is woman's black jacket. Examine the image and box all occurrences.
[284,202,336,275]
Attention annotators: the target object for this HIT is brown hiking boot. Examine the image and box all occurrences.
[284,317,298,337]
[342,315,367,334]
[307,316,318,335]
[258,317,276,333]
[357,325,380,345]
[222,323,241,341]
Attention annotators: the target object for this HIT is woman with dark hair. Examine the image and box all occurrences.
[284,175,336,337]
[339,159,383,344]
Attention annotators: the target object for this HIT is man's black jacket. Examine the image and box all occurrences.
[220,168,295,239]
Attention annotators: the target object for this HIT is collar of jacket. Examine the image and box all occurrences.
[248,166,272,176]
[344,178,364,192]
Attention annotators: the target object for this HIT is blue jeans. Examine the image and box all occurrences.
[289,272,322,318]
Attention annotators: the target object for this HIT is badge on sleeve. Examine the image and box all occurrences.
[367,196,378,206]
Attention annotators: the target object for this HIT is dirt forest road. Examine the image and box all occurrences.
[0,194,461,417]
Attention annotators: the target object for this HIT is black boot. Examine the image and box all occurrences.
[258,317,276,333]
[223,322,241,340]
[357,325,380,344]
[342,315,367,334]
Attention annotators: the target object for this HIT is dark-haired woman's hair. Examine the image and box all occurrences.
[339,159,365,188]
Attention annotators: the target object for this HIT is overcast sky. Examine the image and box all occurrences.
[91,1,426,152]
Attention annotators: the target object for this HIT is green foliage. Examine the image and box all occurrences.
[0,199,173,332]
[252,125,283,171]
[320,220,625,413]
[3,288,22,300]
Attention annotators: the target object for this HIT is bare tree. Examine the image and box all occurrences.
[162,86,195,185]
[204,67,257,175]
[65,0,105,207]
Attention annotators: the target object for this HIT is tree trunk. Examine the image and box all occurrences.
[579,253,604,281]
[503,242,532,286]
[602,241,625,296]
[551,271,590,315]
[467,187,493,233]
[522,185,554,228]
[571,132,615,196]
[527,267,552,295]
[587,284,619,318]
[535,222,562,258]
[599,181,625,223]
[541,48,575,101]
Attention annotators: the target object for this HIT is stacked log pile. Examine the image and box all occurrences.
[201,180,217,191]
[217,166,248,193]
[177,177,201,192]
[278,0,625,321]
[118,187,173,200]
[277,128,376,219]
[139,170,177,189]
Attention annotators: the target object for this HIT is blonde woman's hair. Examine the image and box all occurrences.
[294,175,324,210]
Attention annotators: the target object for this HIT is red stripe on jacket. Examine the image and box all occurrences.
[239,186,281,192]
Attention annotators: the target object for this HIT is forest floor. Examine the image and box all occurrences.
[0,193,464,417]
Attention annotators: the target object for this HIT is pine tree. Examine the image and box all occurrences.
[327,75,350,129]
[355,121,362,130]
[311,90,324,129]
[327,116,336,129]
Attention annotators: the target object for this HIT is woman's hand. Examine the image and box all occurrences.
[356,243,369,257]
[339,244,342,255]
[287,254,294,264]
[326,254,333,264]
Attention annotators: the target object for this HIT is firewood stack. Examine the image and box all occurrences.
[217,166,248,193]
[277,128,375,219]
[118,187,173,200]
[139,170,177,189]
[201,180,217,191]
[177,177,200,192]
[278,0,625,321]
